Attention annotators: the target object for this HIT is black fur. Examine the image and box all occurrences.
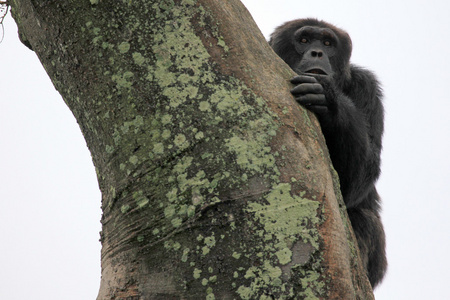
[270,18,387,288]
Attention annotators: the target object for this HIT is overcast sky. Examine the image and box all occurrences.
[1,1,450,299]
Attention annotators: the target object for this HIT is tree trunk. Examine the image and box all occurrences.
[10,0,374,299]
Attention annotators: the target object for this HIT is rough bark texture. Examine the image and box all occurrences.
[10,0,374,299]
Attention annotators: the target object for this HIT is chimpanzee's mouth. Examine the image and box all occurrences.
[306,69,328,75]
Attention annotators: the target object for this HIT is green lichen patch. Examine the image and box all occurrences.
[248,183,321,253]
[193,268,202,279]
[298,269,326,299]
[225,136,275,175]
[120,204,130,214]
[275,247,293,265]
[202,234,217,255]
[132,52,146,66]
[234,183,322,298]
[133,191,150,208]
[118,41,131,53]
[237,262,283,299]
[111,71,134,89]
[153,142,164,154]
[181,248,190,262]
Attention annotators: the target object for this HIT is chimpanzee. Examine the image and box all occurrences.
[269,18,387,288]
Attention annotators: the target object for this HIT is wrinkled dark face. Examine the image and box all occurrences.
[292,26,339,76]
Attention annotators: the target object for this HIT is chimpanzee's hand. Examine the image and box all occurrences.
[290,75,337,116]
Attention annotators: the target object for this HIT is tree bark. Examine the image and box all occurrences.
[10,0,374,299]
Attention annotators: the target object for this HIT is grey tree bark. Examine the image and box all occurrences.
[9,0,374,299]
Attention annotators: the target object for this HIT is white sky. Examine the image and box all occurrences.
[1,0,450,299]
